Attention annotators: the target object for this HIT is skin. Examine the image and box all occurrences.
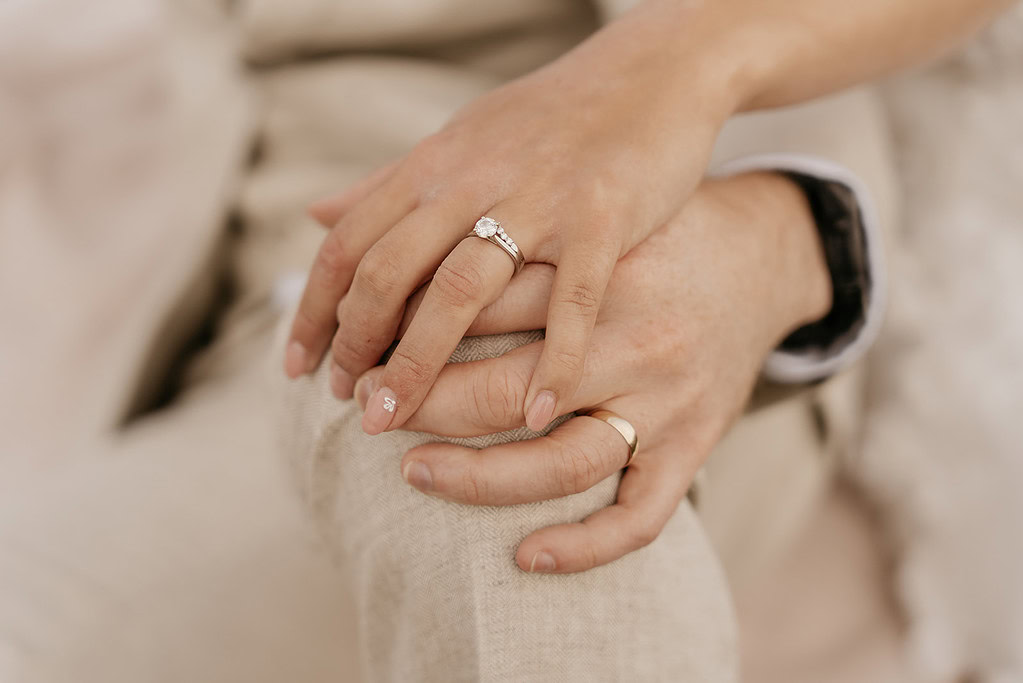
[314,172,832,572]
[286,0,1013,570]
[287,0,1010,434]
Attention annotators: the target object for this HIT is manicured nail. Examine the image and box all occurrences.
[354,375,376,410]
[525,390,557,432]
[329,362,355,399]
[402,461,433,491]
[529,551,556,573]
[362,386,397,435]
[284,341,309,379]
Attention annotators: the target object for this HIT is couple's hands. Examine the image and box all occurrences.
[348,172,833,573]
[278,0,1004,573]
[283,1,743,433]
[287,0,1004,439]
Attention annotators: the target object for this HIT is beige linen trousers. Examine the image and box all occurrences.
[0,0,897,681]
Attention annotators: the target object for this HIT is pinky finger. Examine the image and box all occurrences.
[514,443,691,574]
[307,160,400,229]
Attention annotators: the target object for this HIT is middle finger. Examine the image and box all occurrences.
[330,200,474,384]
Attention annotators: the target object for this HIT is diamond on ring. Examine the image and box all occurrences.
[469,215,525,273]
[474,216,500,238]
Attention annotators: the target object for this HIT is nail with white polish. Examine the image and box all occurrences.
[362,386,398,435]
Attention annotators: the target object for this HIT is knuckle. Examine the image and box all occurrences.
[558,281,600,317]
[332,332,373,370]
[548,346,586,377]
[459,466,489,505]
[470,365,528,428]
[317,233,354,286]
[293,305,327,339]
[551,441,603,496]
[388,347,433,387]
[408,133,451,175]
[432,260,485,308]
[353,250,402,302]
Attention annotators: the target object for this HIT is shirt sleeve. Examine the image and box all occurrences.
[711,154,888,384]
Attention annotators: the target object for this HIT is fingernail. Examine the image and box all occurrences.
[525,390,557,432]
[329,362,355,399]
[362,386,397,435]
[354,375,376,409]
[402,461,433,491]
[529,551,556,573]
[284,341,309,378]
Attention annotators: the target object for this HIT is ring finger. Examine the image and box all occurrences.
[396,262,556,340]
[359,223,535,435]
[399,402,646,505]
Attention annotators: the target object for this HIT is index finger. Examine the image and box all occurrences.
[283,174,414,378]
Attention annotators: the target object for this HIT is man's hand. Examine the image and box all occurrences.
[352,172,833,573]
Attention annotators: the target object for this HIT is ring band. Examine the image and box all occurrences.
[469,216,525,273]
[583,409,639,468]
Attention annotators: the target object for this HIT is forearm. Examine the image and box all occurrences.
[601,0,1012,114]
[720,0,1012,110]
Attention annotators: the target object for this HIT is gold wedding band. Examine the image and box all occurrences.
[583,409,639,468]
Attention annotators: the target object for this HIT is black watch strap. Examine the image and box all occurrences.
[778,173,872,363]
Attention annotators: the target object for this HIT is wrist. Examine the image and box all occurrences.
[703,172,833,340]
[621,0,793,114]
[589,0,759,122]
[635,0,780,115]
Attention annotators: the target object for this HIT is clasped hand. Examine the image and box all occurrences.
[300,171,831,573]
[284,2,832,572]
[282,3,736,432]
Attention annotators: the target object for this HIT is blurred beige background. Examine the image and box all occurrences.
[1,1,1021,681]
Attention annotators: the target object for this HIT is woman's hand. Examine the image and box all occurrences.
[351,172,833,573]
[283,1,746,435]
